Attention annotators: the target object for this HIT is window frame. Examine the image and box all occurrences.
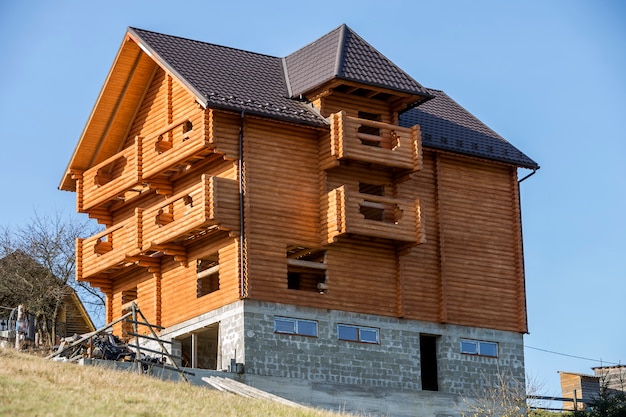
[196,256,220,298]
[460,339,499,358]
[337,323,380,344]
[273,317,319,338]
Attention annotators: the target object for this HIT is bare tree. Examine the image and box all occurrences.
[0,210,104,345]
[461,368,545,417]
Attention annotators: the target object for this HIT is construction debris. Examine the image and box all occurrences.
[46,302,192,382]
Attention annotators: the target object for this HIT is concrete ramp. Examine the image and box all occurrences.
[202,376,306,408]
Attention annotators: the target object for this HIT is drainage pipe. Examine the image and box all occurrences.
[518,168,538,183]
[238,111,246,298]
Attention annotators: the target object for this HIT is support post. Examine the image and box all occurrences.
[132,303,141,373]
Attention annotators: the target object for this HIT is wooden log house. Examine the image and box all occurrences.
[60,25,539,415]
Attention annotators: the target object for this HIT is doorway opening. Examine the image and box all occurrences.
[176,323,219,369]
[420,334,439,391]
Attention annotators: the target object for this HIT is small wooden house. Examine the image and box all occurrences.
[560,371,601,411]
[0,251,95,342]
[60,25,538,415]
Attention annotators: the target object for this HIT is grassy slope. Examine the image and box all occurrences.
[0,348,355,417]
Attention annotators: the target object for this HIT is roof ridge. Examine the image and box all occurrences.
[129,27,282,60]
[333,24,347,77]
[284,24,430,99]
[281,57,293,98]
[282,24,345,58]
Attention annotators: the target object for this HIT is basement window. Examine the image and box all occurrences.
[286,246,327,293]
[274,317,318,337]
[460,339,499,357]
[197,256,219,297]
[337,324,380,344]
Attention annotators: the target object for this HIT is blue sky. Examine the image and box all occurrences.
[1,0,624,398]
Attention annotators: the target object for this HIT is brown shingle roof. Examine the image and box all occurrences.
[400,89,539,169]
[130,28,326,127]
[284,24,431,99]
[129,26,537,169]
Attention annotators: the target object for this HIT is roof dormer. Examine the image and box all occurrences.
[283,24,433,115]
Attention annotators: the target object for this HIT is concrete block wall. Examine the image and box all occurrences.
[139,299,524,416]
[156,301,245,370]
[242,300,525,396]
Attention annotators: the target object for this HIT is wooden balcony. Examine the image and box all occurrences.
[142,113,212,180]
[141,174,240,250]
[323,185,424,244]
[328,111,421,171]
[76,208,142,281]
[80,137,142,211]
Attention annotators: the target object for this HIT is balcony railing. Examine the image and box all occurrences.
[76,208,142,281]
[328,111,421,171]
[141,174,240,250]
[80,137,142,211]
[142,113,211,180]
[323,185,424,244]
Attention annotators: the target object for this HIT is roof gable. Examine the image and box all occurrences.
[285,24,431,99]
[61,25,538,191]
[400,89,539,169]
[129,28,324,126]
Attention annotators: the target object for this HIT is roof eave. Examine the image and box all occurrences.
[127,27,209,108]
[424,144,540,170]
[59,32,143,192]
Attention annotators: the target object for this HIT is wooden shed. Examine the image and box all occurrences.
[0,251,95,341]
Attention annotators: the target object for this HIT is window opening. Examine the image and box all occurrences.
[286,246,327,293]
[94,156,127,186]
[155,204,174,226]
[420,334,439,391]
[182,120,193,141]
[197,255,219,297]
[337,324,380,344]
[155,134,173,154]
[274,317,318,337]
[94,234,113,255]
[357,111,382,147]
[358,182,386,221]
[460,339,499,357]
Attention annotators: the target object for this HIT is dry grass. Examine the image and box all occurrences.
[0,348,355,417]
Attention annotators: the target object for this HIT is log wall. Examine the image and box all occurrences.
[82,65,527,334]
[398,151,527,331]
[242,117,526,332]
[159,236,240,327]
[243,118,321,302]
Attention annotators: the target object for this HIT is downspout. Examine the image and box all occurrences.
[238,111,246,299]
[516,166,538,333]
